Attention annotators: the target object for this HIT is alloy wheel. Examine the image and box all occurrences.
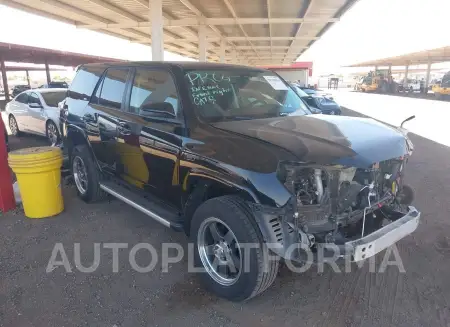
[9,117,18,135]
[73,156,88,194]
[197,217,242,286]
[47,123,58,146]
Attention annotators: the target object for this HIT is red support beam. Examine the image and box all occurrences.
[0,120,15,213]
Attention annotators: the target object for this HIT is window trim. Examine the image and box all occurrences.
[125,67,184,125]
[93,67,132,111]
[15,92,29,104]
[68,65,106,101]
[28,92,42,105]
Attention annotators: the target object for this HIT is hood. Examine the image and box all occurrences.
[212,115,408,168]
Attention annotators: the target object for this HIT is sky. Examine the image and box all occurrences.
[0,0,450,77]
[301,0,450,75]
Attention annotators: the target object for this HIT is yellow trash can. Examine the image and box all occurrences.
[8,147,64,218]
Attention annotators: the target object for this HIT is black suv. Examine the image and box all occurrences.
[61,62,420,301]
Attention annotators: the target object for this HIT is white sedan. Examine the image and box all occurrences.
[5,88,67,146]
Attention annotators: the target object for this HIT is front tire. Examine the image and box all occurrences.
[71,145,105,202]
[46,121,60,146]
[9,115,20,136]
[191,196,279,301]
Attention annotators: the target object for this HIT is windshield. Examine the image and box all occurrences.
[41,91,67,107]
[185,70,310,121]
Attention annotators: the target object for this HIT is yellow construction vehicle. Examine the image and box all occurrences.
[432,71,450,99]
[359,69,398,93]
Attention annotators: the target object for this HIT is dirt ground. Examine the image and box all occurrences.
[0,109,449,327]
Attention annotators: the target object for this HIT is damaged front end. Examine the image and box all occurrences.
[252,128,420,263]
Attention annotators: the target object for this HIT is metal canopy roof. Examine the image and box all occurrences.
[0,0,358,65]
[348,46,450,67]
[0,42,123,66]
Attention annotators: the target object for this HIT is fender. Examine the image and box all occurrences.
[65,124,102,170]
[181,169,260,235]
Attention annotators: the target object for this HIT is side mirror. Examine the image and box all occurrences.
[29,103,43,109]
[140,102,176,118]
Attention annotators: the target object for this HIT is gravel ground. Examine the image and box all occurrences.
[1,109,449,327]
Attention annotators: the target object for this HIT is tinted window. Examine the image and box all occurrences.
[129,69,179,118]
[98,68,129,110]
[15,93,28,103]
[41,91,67,107]
[304,97,318,108]
[28,92,41,105]
[68,66,105,101]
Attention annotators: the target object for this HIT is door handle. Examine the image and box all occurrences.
[117,122,131,135]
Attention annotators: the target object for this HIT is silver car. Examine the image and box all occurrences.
[5,88,67,146]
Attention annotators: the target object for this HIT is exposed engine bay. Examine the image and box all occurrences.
[280,157,414,245]
[251,116,419,263]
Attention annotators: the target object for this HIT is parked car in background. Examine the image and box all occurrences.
[291,83,341,115]
[398,79,421,93]
[302,95,342,115]
[299,86,334,99]
[5,88,67,146]
[38,81,69,89]
[289,83,321,114]
[61,62,420,301]
[11,85,30,98]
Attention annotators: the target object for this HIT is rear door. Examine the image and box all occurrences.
[8,92,29,129]
[87,67,132,176]
[117,67,185,209]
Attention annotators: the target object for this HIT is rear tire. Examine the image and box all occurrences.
[71,145,105,203]
[190,195,279,301]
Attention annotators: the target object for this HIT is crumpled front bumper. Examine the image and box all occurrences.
[318,206,420,262]
[344,206,420,261]
[252,203,420,263]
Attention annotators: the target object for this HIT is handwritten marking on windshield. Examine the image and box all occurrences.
[191,84,232,106]
[186,72,232,86]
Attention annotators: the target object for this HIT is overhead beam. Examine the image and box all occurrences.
[284,0,315,63]
[39,0,111,23]
[38,0,152,42]
[235,46,307,50]
[86,0,142,21]
[76,17,339,29]
[177,0,247,63]
[158,36,317,42]
[222,0,261,61]
[0,0,75,25]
